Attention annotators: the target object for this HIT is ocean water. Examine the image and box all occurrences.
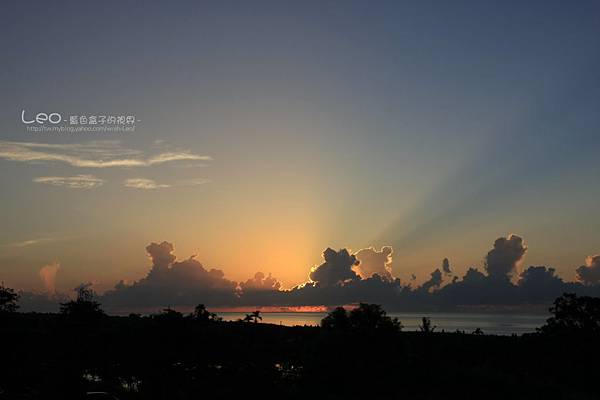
[218,312,550,335]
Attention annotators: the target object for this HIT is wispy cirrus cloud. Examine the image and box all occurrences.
[6,237,58,248]
[123,178,211,190]
[181,178,211,186]
[124,178,171,190]
[33,174,105,189]
[124,177,211,189]
[0,140,212,168]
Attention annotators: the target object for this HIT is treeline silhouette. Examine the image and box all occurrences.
[1,284,599,399]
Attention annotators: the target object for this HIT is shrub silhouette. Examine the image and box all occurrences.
[419,317,436,333]
[539,293,600,335]
[0,283,19,313]
[472,327,484,335]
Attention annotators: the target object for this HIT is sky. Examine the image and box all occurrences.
[1,1,600,296]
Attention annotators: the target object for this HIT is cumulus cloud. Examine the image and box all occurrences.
[124,178,170,189]
[576,255,600,286]
[354,246,393,280]
[515,266,568,303]
[309,248,359,287]
[240,272,281,292]
[0,140,211,168]
[238,272,284,305]
[420,268,443,292]
[442,258,452,274]
[17,235,600,313]
[102,241,238,310]
[518,266,561,286]
[39,262,60,294]
[485,234,527,280]
[33,174,105,189]
[146,241,177,270]
[282,235,597,311]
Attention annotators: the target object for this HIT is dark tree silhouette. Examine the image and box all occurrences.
[60,284,105,319]
[0,283,19,313]
[322,303,402,332]
[419,317,436,333]
[1,296,600,399]
[190,304,221,322]
[153,307,184,322]
[539,293,600,335]
[321,306,351,330]
[349,303,402,332]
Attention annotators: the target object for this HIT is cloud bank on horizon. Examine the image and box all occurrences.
[16,234,600,313]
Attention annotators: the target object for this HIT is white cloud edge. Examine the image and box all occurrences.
[33,174,105,189]
[0,140,212,169]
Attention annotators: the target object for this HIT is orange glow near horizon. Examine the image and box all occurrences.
[212,305,330,313]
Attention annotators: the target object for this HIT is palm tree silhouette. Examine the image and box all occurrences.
[244,310,262,323]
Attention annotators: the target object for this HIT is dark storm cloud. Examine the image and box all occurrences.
[576,255,600,286]
[308,248,359,287]
[484,234,527,280]
[354,246,394,280]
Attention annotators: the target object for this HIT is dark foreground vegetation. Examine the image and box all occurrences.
[1,286,600,400]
